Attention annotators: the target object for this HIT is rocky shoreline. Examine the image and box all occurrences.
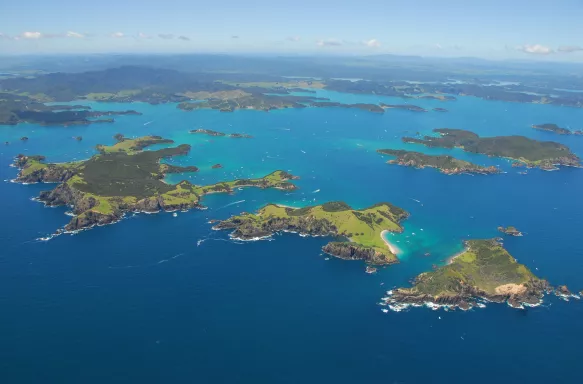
[213,202,408,265]
[380,239,565,311]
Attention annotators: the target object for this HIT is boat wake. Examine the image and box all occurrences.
[215,200,245,210]
[108,253,185,269]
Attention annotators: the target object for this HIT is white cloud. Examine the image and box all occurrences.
[557,45,583,53]
[364,39,381,48]
[516,44,553,55]
[317,38,343,47]
[286,36,301,42]
[110,32,125,38]
[434,43,443,49]
[137,32,153,39]
[0,33,10,39]
[66,31,84,38]
[158,34,174,39]
[178,35,190,41]
[20,31,43,39]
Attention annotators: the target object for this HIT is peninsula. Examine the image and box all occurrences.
[14,135,298,234]
[531,123,583,135]
[377,149,500,175]
[403,128,581,170]
[213,201,409,265]
[0,93,141,126]
[382,239,551,310]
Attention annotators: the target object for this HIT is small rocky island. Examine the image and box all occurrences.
[214,201,409,265]
[498,226,523,236]
[211,164,223,169]
[189,129,252,138]
[14,135,298,234]
[377,149,500,175]
[531,123,583,135]
[382,239,551,311]
[432,107,448,112]
[403,128,581,170]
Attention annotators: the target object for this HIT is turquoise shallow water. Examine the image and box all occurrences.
[1,93,583,383]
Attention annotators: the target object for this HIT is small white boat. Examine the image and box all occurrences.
[173,212,178,217]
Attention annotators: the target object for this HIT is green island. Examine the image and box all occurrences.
[498,226,523,236]
[308,101,385,113]
[189,129,252,138]
[213,201,409,265]
[531,123,583,136]
[178,94,318,112]
[403,128,581,170]
[14,135,298,233]
[0,93,141,126]
[382,239,551,310]
[377,149,500,175]
[380,103,427,112]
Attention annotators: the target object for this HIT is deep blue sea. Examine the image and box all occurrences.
[1,91,583,383]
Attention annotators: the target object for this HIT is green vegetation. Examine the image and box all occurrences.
[189,129,252,138]
[403,128,581,170]
[214,202,409,265]
[0,92,140,126]
[309,102,385,113]
[178,94,317,112]
[15,136,298,233]
[95,135,174,154]
[380,103,426,112]
[386,239,549,309]
[498,226,522,236]
[531,123,582,135]
[412,240,535,295]
[377,149,500,175]
[220,80,325,90]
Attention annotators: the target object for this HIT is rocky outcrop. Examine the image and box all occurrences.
[65,210,121,232]
[498,226,522,236]
[323,242,397,265]
[212,164,223,169]
[385,278,551,310]
[215,215,338,240]
[14,154,77,183]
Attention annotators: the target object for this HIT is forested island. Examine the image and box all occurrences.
[380,103,426,112]
[308,102,384,113]
[377,149,500,175]
[531,123,583,135]
[0,93,141,126]
[382,239,551,310]
[14,135,298,234]
[214,201,409,265]
[403,129,581,170]
[189,129,252,138]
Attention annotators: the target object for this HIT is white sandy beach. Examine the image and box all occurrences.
[381,230,402,255]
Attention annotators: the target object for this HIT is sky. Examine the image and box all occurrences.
[1,0,583,61]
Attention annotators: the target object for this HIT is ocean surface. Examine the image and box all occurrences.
[1,90,583,383]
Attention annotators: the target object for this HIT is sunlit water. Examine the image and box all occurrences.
[1,92,582,383]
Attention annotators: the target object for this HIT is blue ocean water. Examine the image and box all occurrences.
[1,92,583,383]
